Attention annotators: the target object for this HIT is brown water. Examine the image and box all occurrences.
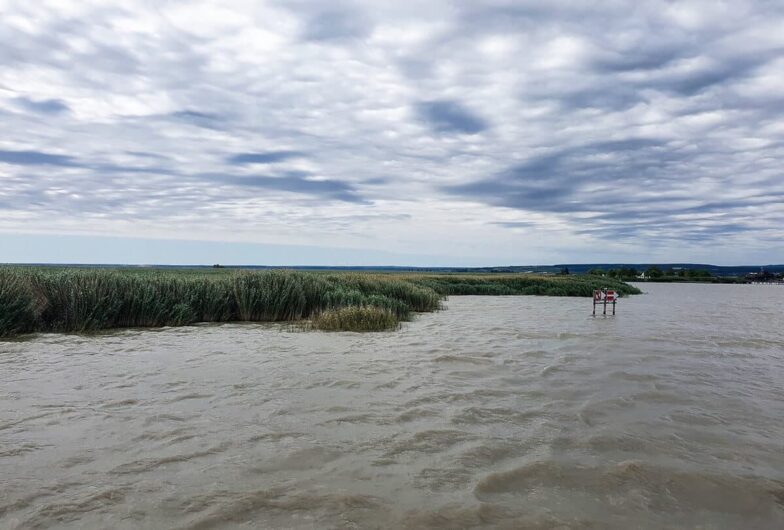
[2,283,784,529]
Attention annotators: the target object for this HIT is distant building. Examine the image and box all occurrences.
[746,269,772,281]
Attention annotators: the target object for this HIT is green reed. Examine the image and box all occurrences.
[312,306,400,332]
[0,267,640,337]
[404,274,641,297]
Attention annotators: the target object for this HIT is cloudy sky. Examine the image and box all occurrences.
[1,0,783,265]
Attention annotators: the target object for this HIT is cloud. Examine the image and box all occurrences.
[592,46,682,73]
[444,138,669,212]
[226,151,305,165]
[0,0,783,264]
[491,221,537,229]
[14,97,70,114]
[415,100,488,135]
[200,172,365,203]
[169,110,225,129]
[299,5,371,41]
[444,132,784,247]
[0,149,80,167]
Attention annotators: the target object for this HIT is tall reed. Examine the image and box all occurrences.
[0,268,37,337]
[312,306,399,332]
[0,268,443,336]
[404,274,641,297]
[0,267,639,337]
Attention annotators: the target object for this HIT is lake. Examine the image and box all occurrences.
[2,283,783,529]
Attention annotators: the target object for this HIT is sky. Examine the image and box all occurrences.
[1,0,783,266]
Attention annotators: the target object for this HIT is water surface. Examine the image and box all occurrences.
[2,283,784,528]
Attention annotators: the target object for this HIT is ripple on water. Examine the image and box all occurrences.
[13,486,130,529]
[395,407,442,423]
[432,354,493,365]
[2,287,784,528]
[110,442,233,475]
[172,487,386,530]
[249,446,343,474]
[474,460,784,521]
[450,406,538,426]
[378,430,477,464]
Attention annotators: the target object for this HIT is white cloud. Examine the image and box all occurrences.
[0,0,782,264]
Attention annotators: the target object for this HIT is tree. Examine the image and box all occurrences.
[645,266,663,279]
[587,268,605,276]
[559,266,570,275]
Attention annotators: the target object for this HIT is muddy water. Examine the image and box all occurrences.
[2,283,784,529]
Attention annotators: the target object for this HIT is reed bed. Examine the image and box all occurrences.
[404,273,640,297]
[0,267,640,337]
[311,306,399,332]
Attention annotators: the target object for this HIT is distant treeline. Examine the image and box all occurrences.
[586,265,781,283]
[560,263,784,277]
[10,262,784,276]
[0,268,640,337]
[588,266,716,280]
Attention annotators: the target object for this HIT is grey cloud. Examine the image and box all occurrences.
[549,86,643,112]
[491,221,537,229]
[536,52,777,112]
[2,1,784,261]
[456,4,571,32]
[576,220,763,243]
[596,46,782,99]
[593,47,683,73]
[363,177,390,185]
[416,101,488,135]
[0,148,179,175]
[169,110,225,129]
[0,149,80,167]
[397,58,433,80]
[1,14,140,75]
[445,138,669,212]
[124,151,172,161]
[200,172,365,203]
[571,194,784,243]
[444,131,784,243]
[227,151,305,165]
[91,163,178,176]
[14,97,70,114]
[301,7,370,41]
[659,57,770,96]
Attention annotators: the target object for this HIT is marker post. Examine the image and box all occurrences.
[593,289,617,316]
